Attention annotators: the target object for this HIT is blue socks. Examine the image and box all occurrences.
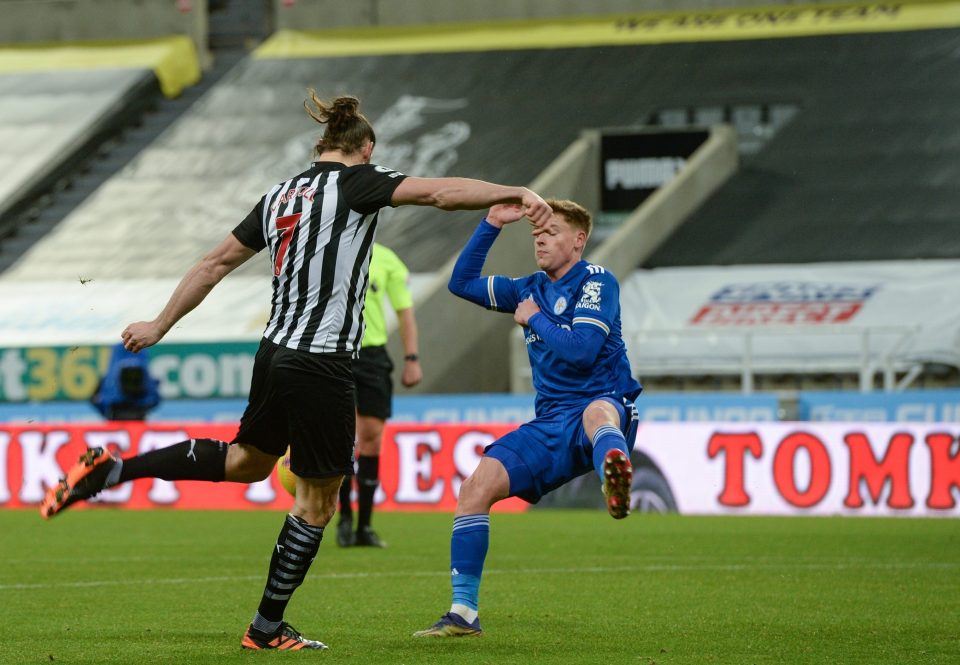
[449,514,489,621]
[591,425,629,482]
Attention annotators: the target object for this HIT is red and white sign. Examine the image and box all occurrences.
[687,281,876,327]
[638,422,960,516]
[3,421,958,517]
[366,424,527,512]
[0,423,528,513]
[690,301,865,326]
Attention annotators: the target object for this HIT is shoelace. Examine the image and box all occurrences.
[278,623,307,642]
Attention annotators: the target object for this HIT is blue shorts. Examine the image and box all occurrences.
[485,396,637,504]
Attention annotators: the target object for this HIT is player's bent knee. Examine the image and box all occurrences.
[458,473,481,499]
[583,400,620,432]
[456,462,509,514]
[457,481,494,514]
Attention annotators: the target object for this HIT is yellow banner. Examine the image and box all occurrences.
[0,36,200,98]
[256,1,960,59]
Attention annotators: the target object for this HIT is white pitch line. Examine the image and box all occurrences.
[1,561,958,592]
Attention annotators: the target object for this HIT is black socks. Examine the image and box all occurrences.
[356,455,380,530]
[338,455,379,528]
[117,438,228,483]
[338,472,353,519]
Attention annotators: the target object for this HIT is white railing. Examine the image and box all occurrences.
[630,325,924,393]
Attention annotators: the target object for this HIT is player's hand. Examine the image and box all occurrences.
[401,359,423,388]
[486,203,526,228]
[514,295,541,326]
[520,189,551,226]
[121,321,164,353]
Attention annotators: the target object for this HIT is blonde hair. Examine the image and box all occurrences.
[546,198,592,238]
[304,91,375,156]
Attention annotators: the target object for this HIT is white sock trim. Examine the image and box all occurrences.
[251,612,282,633]
[450,603,478,623]
[591,425,622,446]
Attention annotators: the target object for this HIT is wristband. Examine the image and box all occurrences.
[404,353,419,362]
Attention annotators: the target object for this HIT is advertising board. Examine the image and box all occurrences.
[3,422,957,517]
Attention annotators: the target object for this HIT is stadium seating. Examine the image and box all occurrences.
[0,36,203,271]
[0,69,159,245]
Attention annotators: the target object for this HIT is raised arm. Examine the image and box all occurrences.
[391,177,551,225]
[448,204,527,311]
[121,234,256,352]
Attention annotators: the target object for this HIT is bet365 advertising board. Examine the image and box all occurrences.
[0,343,258,402]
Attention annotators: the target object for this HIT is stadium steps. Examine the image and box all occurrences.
[0,70,160,244]
[0,50,248,275]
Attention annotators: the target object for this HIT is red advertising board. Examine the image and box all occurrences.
[5,421,958,516]
[0,422,529,513]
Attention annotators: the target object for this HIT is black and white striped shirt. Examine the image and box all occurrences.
[233,161,407,354]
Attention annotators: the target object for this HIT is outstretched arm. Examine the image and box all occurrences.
[121,234,256,352]
[391,177,551,225]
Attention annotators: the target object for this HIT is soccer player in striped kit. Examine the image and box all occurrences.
[414,199,641,638]
[40,93,551,651]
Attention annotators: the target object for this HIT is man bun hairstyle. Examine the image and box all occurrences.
[304,91,376,156]
[546,198,593,239]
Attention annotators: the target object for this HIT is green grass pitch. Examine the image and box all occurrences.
[2,509,958,664]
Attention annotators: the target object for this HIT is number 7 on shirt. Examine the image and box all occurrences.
[274,213,301,276]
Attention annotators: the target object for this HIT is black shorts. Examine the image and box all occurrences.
[352,345,393,420]
[233,338,355,479]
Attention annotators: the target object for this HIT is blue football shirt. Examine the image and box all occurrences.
[486,260,642,414]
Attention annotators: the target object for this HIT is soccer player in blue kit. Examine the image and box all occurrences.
[414,198,642,638]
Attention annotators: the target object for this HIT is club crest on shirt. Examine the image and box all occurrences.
[553,297,567,315]
[577,281,603,311]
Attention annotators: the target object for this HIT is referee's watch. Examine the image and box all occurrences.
[404,353,419,362]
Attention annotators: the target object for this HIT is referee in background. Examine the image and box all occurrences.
[338,242,421,548]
